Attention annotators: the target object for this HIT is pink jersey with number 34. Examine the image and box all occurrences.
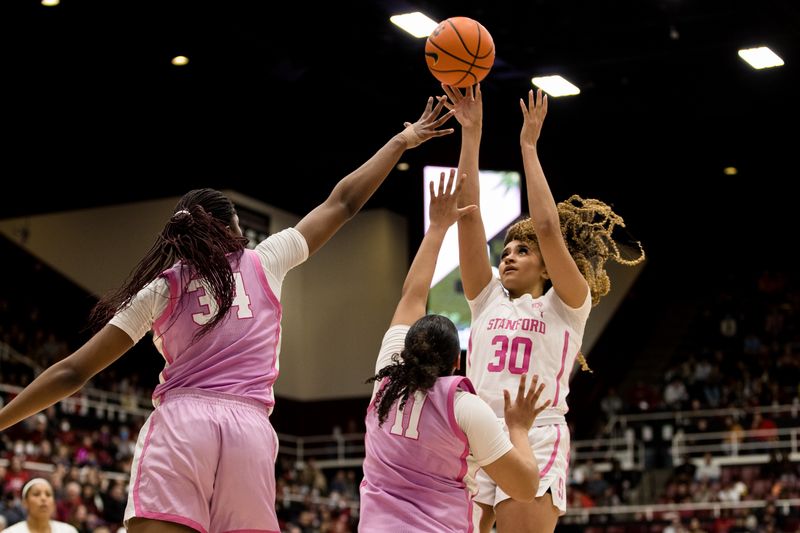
[150,249,282,408]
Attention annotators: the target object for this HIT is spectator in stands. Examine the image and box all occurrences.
[0,489,25,529]
[2,457,29,498]
[66,503,91,532]
[360,171,548,532]
[299,458,327,495]
[694,452,721,483]
[603,458,637,504]
[672,456,696,484]
[0,95,455,533]
[687,517,708,533]
[663,516,688,533]
[30,441,52,465]
[750,412,778,442]
[55,482,81,523]
[664,377,689,410]
[99,482,125,526]
[599,388,624,422]
[584,470,610,503]
[722,416,744,455]
[2,478,78,532]
[629,380,660,412]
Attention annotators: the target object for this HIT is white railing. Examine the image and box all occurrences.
[3,371,797,475]
[572,434,645,470]
[562,498,800,521]
[0,340,155,415]
[278,432,647,471]
[0,340,44,373]
[609,402,800,430]
[278,433,366,469]
[0,457,128,483]
[0,383,153,420]
[670,427,800,464]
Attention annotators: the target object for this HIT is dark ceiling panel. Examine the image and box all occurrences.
[1,0,797,259]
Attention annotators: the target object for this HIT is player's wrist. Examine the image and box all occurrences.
[399,124,423,149]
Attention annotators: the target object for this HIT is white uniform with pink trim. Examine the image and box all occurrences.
[466,278,590,513]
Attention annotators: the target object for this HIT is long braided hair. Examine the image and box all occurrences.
[367,315,461,426]
[90,188,248,339]
[504,195,646,371]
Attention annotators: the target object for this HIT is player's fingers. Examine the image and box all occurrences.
[421,96,434,116]
[525,375,539,400]
[535,399,552,415]
[441,83,458,102]
[432,95,447,115]
[517,374,527,400]
[433,109,456,127]
[445,168,457,194]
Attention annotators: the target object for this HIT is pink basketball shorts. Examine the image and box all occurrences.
[124,388,280,533]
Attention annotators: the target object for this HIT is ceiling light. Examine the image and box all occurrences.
[41,0,60,6]
[738,47,784,69]
[723,167,738,176]
[390,12,439,38]
[396,162,410,171]
[531,75,580,97]
[171,56,189,67]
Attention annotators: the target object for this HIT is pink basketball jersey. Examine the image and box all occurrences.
[151,249,282,408]
[360,375,476,533]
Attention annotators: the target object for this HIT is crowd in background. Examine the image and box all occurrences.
[1,238,799,532]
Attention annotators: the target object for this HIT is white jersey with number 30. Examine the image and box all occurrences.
[466,278,591,425]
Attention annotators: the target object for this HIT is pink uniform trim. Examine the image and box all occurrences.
[137,511,208,533]
[552,331,569,407]
[222,530,280,533]
[539,425,562,477]
[162,387,272,411]
[447,377,476,533]
[132,415,158,517]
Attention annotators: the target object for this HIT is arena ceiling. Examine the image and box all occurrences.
[2,0,797,260]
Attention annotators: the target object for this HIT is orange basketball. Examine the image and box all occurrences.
[425,17,495,88]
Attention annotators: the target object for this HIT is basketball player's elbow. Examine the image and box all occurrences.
[60,360,93,389]
[337,198,360,221]
[44,359,90,397]
[329,185,363,221]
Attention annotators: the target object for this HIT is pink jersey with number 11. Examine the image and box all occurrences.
[360,375,476,533]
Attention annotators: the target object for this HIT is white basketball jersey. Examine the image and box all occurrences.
[466,278,591,424]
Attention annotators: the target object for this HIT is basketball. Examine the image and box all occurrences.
[425,17,495,88]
